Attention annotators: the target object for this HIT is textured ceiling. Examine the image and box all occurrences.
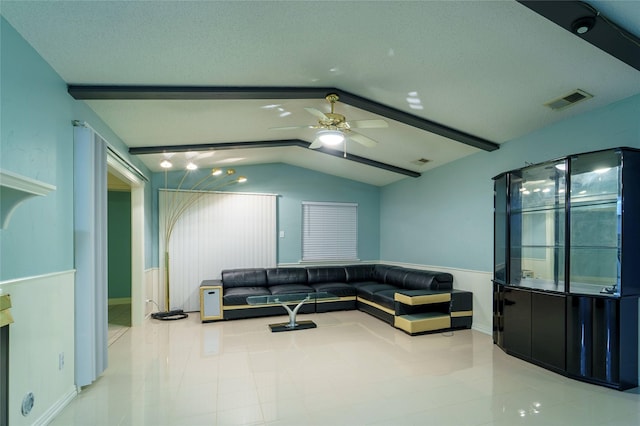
[2,0,639,186]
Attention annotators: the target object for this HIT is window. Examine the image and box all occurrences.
[302,201,358,261]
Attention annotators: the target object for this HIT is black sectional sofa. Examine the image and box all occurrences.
[201,264,473,335]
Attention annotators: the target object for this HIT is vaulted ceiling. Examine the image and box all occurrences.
[2,1,639,186]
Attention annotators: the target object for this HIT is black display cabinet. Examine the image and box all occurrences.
[493,147,640,390]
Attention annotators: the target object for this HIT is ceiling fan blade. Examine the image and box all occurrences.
[269,125,314,131]
[349,132,378,148]
[304,107,329,121]
[309,139,323,149]
[347,119,388,129]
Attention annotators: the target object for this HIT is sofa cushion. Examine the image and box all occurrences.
[306,267,347,284]
[310,282,357,297]
[268,284,315,295]
[355,283,398,301]
[383,267,408,287]
[373,264,397,283]
[345,265,375,282]
[372,289,398,311]
[403,270,453,290]
[221,269,267,288]
[266,268,308,285]
[223,286,270,305]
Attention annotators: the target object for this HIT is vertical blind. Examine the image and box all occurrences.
[302,201,358,261]
[73,126,108,387]
[159,190,276,312]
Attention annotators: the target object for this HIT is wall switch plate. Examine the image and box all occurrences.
[279,231,285,238]
[59,352,64,370]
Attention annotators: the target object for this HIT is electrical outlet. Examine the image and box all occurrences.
[58,352,64,370]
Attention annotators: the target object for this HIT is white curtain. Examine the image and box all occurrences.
[73,125,108,387]
[159,190,276,312]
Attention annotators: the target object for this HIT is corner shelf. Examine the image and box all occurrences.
[0,169,56,230]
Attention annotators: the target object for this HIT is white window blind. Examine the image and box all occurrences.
[302,201,358,261]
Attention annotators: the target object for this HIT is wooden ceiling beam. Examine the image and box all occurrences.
[128,139,421,178]
[68,85,499,152]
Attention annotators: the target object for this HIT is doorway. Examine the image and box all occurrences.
[107,155,146,328]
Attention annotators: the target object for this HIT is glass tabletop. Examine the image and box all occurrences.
[246,292,337,305]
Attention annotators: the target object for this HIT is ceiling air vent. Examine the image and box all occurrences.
[412,158,431,166]
[544,89,593,111]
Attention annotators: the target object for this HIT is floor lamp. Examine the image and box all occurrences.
[157,162,247,319]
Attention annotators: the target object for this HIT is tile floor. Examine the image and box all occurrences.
[52,310,640,425]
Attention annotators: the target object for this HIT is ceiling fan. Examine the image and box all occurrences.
[271,94,388,150]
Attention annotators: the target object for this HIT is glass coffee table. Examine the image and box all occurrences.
[246,292,336,332]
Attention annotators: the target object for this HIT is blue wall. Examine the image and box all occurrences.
[108,191,132,298]
[0,17,152,280]
[380,94,640,272]
[150,163,380,266]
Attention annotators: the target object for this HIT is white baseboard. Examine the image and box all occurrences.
[33,385,77,425]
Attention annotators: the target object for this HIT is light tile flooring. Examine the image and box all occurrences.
[52,310,639,425]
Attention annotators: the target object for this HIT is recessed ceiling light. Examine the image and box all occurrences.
[160,160,172,168]
[186,162,197,170]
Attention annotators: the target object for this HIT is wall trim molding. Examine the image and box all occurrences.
[381,260,491,276]
[0,270,76,287]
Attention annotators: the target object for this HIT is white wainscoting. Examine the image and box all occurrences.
[0,270,77,426]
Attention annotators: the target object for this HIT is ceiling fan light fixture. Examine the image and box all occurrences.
[317,130,345,146]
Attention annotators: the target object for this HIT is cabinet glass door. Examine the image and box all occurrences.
[569,150,621,296]
[509,160,566,291]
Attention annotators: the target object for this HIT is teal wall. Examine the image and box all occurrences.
[0,17,152,281]
[150,163,380,266]
[380,94,640,271]
[108,191,132,299]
